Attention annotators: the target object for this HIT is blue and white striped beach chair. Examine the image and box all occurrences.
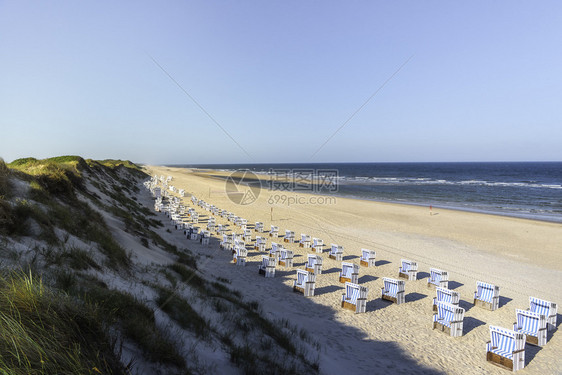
[189,226,200,240]
[270,225,279,238]
[312,238,324,253]
[486,326,525,372]
[432,287,460,311]
[254,222,264,232]
[513,309,547,346]
[329,244,343,261]
[341,282,368,313]
[233,247,247,266]
[428,268,449,288]
[433,301,465,337]
[270,242,281,258]
[398,259,418,281]
[239,218,247,231]
[293,269,315,297]
[258,256,276,278]
[242,229,252,241]
[278,249,294,268]
[381,277,405,304]
[216,224,225,235]
[254,236,266,252]
[284,230,295,243]
[191,212,199,224]
[360,249,376,267]
[299,234,311,248]
[528,297,557,331]
[474,281,500,310]
[339,262,359,284]
[221,233,234,251]
[200,230,211,246]
[305,254,323,274]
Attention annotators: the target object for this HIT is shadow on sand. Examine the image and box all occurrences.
[463,316,486,335]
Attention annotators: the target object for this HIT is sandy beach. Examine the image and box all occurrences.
[145,165,562,375]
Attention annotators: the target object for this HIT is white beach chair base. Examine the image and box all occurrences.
[433,320,464,337]
[341,299,367,314]
[293,282,315,297]
[399,271,417,281]
[360,259,376,267]
[382,291,405,305]
[474,297,499,311]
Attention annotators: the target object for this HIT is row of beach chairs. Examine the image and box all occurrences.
[146,178,558,372]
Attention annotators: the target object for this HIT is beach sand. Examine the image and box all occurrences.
[145,165,562,375]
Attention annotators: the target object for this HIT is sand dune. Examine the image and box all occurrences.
[146,165,562,375]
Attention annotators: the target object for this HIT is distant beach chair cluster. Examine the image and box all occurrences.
[144,175,558,372]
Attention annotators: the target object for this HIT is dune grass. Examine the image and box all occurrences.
[0,271,125,374]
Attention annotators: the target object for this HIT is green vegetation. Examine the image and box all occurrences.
[0,158,10,197]
[156,286,210,339]
[0,155,320,374]
[0,271,125,375]
[82,283,186,369]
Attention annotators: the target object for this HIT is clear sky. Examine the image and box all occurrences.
[1,1,561,164]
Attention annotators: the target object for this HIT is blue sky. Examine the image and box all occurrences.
[1,1,561,164]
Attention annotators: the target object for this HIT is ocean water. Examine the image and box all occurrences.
[170,162,562,223]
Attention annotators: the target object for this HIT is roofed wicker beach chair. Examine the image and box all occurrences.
[239,218,248,231]
[486,326,525,372]
[254,236,266,252]
[270,242,281,258]
[381,277,405,304]
[359,249,376,267]
[284,230,295,243]
[427,268,449,289]
[206,221,215,233]
[305,254,323,274]
[153,187,162,199]
[191,212,199,224]
[341,282,367,313]
[339,262,359,284]
[220,234,233,251]
[293,269,315,297]
[433,301,465,337]
[328,244,343,261]
[270,225,279,237]
[233,239,245,254]
[528,297,557,331]
[398,259,418,280]
[433,287,460,311]
[243,229,252,242]
[200,230,211,246]
[233,216,241,227]
[474,281,500,311]
[189,227,200,240]
[254,222,264,232]
[172,214,183,230]
[311,238,324,253]
[258,255,276,278]
[513,309,547,346]
[233,246,248,266]
[216,224,225,235]
[278,249,294,268]
[183,223,193,238]
[299,234,311,248]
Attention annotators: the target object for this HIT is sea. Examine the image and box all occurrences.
[169,162,562,223]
